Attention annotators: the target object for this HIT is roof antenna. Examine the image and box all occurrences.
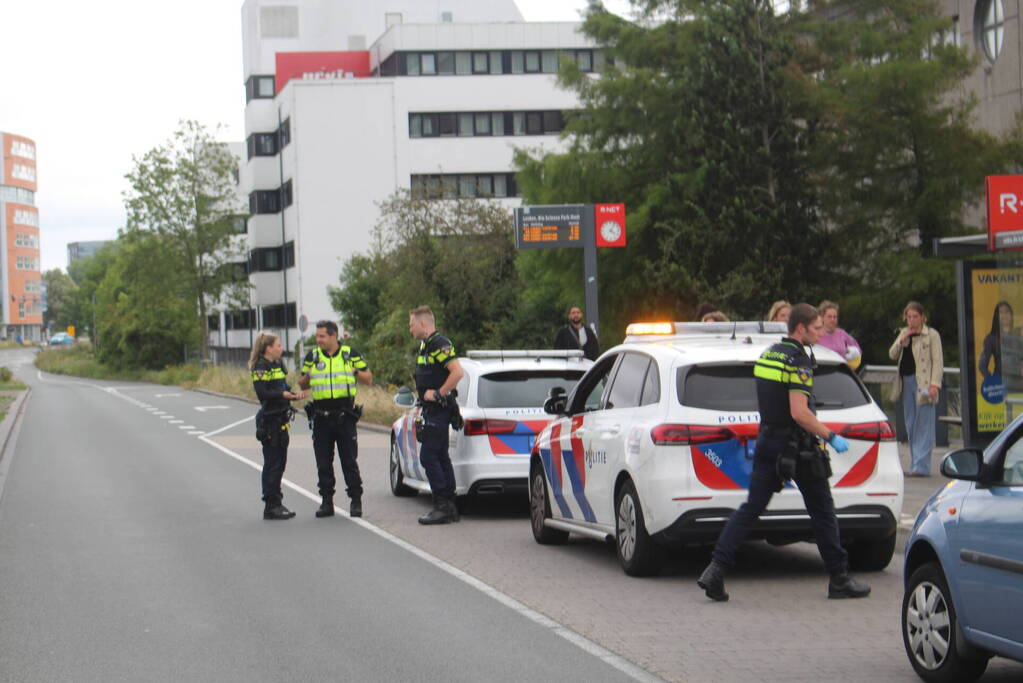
[730,322,737,341]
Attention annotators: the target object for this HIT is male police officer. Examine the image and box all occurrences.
[299,320,373,518]
[697,303,871,601]
[409,306,464,525]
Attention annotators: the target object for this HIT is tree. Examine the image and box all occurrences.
[123,120,245,360]
[41,269,76,331]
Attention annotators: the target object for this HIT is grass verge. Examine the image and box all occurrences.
[34,346,201,385]
[0,395,14,422]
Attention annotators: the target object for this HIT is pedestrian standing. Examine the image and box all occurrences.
[697,303,871,601]
[299,320,373,517]
[766,300,791,324]
[554,305,600,361]
[888,302,943,477]
[250,332,306,520]
[409,306,465,524]
[817,301,862,369]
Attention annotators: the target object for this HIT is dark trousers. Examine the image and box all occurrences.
[420,405,456,500]
[712,433,848,573]
[260,433,288,502]
[313,416,362,500]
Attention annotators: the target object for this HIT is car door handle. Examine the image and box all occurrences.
[603,425,621,437]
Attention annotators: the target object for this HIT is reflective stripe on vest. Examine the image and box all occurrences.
[252,366,286,382]
[304,346,359,400]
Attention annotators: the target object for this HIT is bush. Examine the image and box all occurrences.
[0,366,11,383]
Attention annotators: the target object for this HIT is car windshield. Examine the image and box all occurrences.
[477,370,585,408]
[677,362,870,411]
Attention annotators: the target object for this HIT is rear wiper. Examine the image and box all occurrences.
[814,400,844,408]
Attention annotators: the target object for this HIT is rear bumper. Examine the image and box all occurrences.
[653,504,898,546]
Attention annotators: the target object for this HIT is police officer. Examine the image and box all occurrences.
[298,320,372,518]
[697,303,871,601]
[250,332,306,520]
[408,306,464,525]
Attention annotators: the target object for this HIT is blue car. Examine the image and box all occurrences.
[48,332,74,345]
[902,413,1023,682]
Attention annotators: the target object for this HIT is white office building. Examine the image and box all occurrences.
[213,0,597,353]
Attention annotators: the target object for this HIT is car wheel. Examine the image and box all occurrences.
[615,479,662,577]
[847,533,897,571]
[389,436,416,497]
[902,562,989,683]
[530,464,568,545]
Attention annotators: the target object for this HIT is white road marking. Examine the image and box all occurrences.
[169,420,184,424]
[160,415,174,420]
[155,393,181,398]
[188,431,204,435]
[195,425,660,683]
[153,411,166,416]
[195,405,229,412]
[178,425,195,430]
[203,416,252,438]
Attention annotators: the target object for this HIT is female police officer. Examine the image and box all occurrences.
[250,332,306,520]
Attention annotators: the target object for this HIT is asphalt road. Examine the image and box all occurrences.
[2,347,1021,682]
[0,349,642,683]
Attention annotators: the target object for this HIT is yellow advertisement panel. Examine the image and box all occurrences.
[972,267,1023,432]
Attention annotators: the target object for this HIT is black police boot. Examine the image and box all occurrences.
[315,495,335,518]
[349,498,362,518]
[418,497,453,525]
[263,497,296,521]
[697,560,729,602]
[828,569,871,599]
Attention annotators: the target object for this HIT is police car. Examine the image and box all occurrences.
[390,350,592,506]
[529,321,903,576]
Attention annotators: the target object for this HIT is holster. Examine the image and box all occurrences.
[257,408,293,446]
[787,427,832,480]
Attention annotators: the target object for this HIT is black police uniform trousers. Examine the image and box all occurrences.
[260,430,288,502]
[312,413,362,500]
[711,432,848,573]
[419,403,456,500]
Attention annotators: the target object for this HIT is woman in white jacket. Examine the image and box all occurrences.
[888,302,943,476]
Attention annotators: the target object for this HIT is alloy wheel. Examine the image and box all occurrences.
[905,580,951,670]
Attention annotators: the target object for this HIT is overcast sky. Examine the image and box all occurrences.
[1,0,632,273]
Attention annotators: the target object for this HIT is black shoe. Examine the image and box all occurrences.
[264,504,296,520]
[828,572,871,599]
[349,499,362,518]
[315,496,335,518]
[697,561,729,602]
[444,498,460,523]
[418,501,453,525]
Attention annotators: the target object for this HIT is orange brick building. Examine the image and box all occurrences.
[0,132,42,341]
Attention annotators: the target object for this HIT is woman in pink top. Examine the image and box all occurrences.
[817,301,862,368]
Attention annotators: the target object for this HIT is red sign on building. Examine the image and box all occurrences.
[986,175,1023,251]
[275,51,372,94]
[594,203,626,247]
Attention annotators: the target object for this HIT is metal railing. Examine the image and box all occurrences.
[859,365,961,446]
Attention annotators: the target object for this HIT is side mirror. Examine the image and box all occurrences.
[940,448,985,481]
[393,386,416,408]
[544,386,568,415]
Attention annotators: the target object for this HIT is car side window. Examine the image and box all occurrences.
[569,354,618,414]
[639,359,660,406]
[605,353,650,410]
[1001,432,1023,485]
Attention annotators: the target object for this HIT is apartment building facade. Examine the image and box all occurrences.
[0,131,42,341]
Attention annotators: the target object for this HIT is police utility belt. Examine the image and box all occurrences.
[304,402,362,428]
[256,407,296,443]
[413,390,463,442]
[760,423,832,484]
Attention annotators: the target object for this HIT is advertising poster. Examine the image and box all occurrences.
[971,266,1023,433]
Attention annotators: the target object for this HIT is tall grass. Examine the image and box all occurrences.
[35,346,200,385]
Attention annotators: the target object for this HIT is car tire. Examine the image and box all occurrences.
[615,479,662,577]
[530,464,568,545]
[847,533,897,571]
[902,562,989,683]
[389,436,416,497]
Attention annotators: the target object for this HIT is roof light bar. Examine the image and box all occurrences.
[625,322,674,336]
[625,321,788,339]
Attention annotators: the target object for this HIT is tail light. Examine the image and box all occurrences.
[839,421,895,441]
[651,424,734,446]
[464,419,517,436]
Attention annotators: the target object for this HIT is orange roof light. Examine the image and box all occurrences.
[626,322,674,336]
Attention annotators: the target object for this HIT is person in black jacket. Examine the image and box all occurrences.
[553,306,599,360]
[249,332,307,520]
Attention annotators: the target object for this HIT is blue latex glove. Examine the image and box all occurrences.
[828,433,849,453]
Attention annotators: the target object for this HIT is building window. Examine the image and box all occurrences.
[409,110,571,138]
[510,51,524,74]
[207,314,220,331]
[278,117,291,148]
[246,74,276,102]
[11,164,36,183]
[472,52,489,73]
[248,243,294,272]
[421,53,436,75]
[15,256,39,270]
[247,132,278,159]
[24,280,40,294]
[10,140,35,160]
[18,301,25,318]
[231,216,247,234]
[14,233,38,248]
[262,302,297,328]
[249,189,280,214]
[225,309,256,330]
[281,179,293,208]
[393,49,606,77]
[410,173,518,199]
[0,186,35,205]
[13,209,38,227]
[976,0,1005,62]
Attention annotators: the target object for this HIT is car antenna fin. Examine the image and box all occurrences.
[730,322,737,341]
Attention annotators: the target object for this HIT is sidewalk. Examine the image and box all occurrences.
[895,439,960,550]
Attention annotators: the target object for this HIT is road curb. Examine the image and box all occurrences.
[188,386,391,434]
[0,388,30,466]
